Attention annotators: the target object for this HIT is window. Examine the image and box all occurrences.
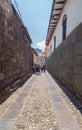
[62,15,67,40]
[54,36,56,50]
[50,44,52,54]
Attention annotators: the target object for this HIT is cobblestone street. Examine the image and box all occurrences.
[0,1,82,130]
[0,72,82,130]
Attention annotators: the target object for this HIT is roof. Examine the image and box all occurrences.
[32,48,38,56]
[46,0,66,45]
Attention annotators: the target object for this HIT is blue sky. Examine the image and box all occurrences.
[13,0,52,51]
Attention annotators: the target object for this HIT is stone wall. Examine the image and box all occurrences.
[46,22,82,99]
[0,0,33,95]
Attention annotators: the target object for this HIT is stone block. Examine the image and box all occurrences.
[64,72,74,92]
[73,41,82,57]
[11,57,17,63]
[0,62,2,72]
[66,58,74,73]
[0,21,4,34]
[69,45,73,58]
[64,46,70,59]
[68,28,77,45]
[3,76,15,87]
[0,55,11,62]
[74,56,82,74]
[2,62,14,72]
[73,75,82,97]
[76,22,82,42]
[5,55,11,62]
[0,73,5,80]
[62,27,77,47]
[0,40,2,54]
[60,48,65,59]
[61,72,65,85]
[5,71,13,78]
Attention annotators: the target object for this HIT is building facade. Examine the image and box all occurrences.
[45,0,82,99]
[46,0,82,57]
[32,48,38,65]
[0,0,33,95]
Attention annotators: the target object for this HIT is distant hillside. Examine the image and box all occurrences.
[35,48,42,54]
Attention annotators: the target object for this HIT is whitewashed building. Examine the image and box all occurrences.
[46,0,82,57]
[45,0,82,99]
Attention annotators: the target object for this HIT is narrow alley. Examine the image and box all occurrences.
[0,72,81,130]
[0,0,82,130]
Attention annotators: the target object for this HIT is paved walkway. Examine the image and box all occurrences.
[0,72,81,130]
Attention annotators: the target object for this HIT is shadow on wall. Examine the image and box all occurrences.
[54,76,82,114]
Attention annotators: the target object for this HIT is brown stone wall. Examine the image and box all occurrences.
[46,22,82,99]
[0,0,33,94]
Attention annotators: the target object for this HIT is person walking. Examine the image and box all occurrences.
[43,65,46,72]
[41,65,43,73]
[33,65,35,73]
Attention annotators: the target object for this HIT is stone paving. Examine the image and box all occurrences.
[45,72,81,130]
[13,73,58,130]
[0,72,81,130]
[45,72,82,129]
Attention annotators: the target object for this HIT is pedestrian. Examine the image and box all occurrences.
[43,65,46,72]
[33,65,35,73]
[41,65,43,73]
[35,65,41,75]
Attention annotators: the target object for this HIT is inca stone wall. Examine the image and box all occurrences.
[46,22,82,99]
[0,0,33,94]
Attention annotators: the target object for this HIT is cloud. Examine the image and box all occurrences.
[36,40,45,52]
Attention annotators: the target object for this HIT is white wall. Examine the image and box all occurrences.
[47,0,82,57]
